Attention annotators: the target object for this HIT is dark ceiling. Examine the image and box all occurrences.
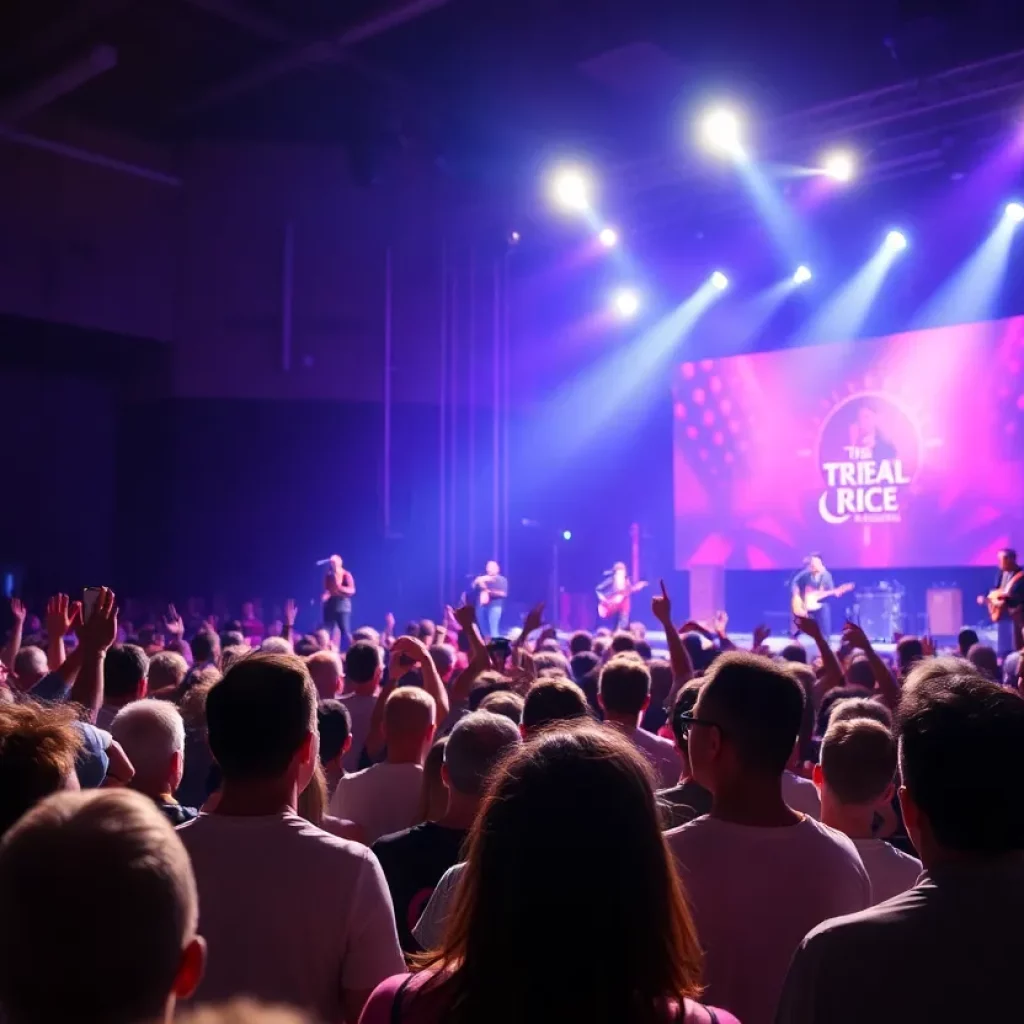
[2,0,1023,179]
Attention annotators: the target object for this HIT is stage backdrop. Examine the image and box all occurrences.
[673,315,1024,569]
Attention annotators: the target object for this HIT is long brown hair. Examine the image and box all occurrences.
[417,725,704,1024]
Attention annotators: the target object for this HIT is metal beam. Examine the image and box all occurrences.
[0,45,117,125]
[181,0,452,114]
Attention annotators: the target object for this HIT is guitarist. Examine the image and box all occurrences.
[597,561,637,631]
[980,548,1024,657]
[791,553,837,642]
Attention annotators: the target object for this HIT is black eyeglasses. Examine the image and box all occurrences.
[674,712,723,738]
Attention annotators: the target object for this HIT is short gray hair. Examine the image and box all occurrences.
[13,646,47,682]
[260,637,293,655]
[111,701,185,784]
[444,710,521,797]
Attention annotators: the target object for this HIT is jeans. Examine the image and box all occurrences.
[997,616,1015,659]
[485,603,503,639]
[324,598,352,651]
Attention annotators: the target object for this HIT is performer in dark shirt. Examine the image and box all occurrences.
[792,553,837,641]
[980,548,1024,657]
[472,560,508,638]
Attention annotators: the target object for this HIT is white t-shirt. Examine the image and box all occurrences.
[177,812,404,1022]
[329,761,423,844]
[613,723,683,789]
[851,837,922,905]
[667,814,871,1024]
[782,771,821,818]
[340,692,377,773]
[412,860,465,950]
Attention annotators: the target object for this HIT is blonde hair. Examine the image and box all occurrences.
[384,686,436,737]
[0,789,198,1024]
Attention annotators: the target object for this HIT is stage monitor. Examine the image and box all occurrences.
[673,316,1024,569]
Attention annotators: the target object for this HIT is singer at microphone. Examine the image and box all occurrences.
[321,554,356,650]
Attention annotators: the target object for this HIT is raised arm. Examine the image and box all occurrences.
[70,587,118,722]
[794,615,844,697]
[842,620,901,709]
[651,581,694,712]
[45,593,80,672]
[1,598,26,672]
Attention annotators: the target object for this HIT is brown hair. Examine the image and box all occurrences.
[0,702,82,839]
[417,727,704,1024]
[521,678,590,734]
[820,717,897,806]
[600,655,652,717]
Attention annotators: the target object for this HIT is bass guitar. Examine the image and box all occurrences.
[598,581,648,620]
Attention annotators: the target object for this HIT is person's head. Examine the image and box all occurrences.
[343,640,381,693]
[305,650,343,700]
[827,695,894,731]
[897,672,1024,864]
[220,630,245,651]
[532,650,571,679]
[808,552,824,574]
[477,689,525,725]
[814,717,897,823]
[419,737,449,822]
[149,651,189,694]
[967,643,1000,683]
[998,547,1018,571]
[485,560,500,576]
[816,684,873,738]
[417,619,437,644]
[569,650,600,684]
[687,652,805,796]
[293,635,321,657]
[612,561,626,582]
[568,631,593,655]
[177,999,315,1024]
[634,639,653,662]
[104,644,150,707]
[598,655,651,725]
[779,643,807,665]
[11,646,47,691]
[192,630,220,668]
[259,636,292,655]
[0,789,204,1024]
[670,679,704,760]
[177,668,221,735]
[111,701,186,801]
[896,635,924,676]
[205,653,318,800]
[421,727,704,1018]
[443,711,521,801]
[957,627,980,658]
[521,678,590,735]
[351,626,379,647]
[609,631,637,655]
[165,637,193,666]
[429,643,456,683]
[383,687,436,764]
[843,655,875,689]
[316,699,352,771]
[0,702,82,838]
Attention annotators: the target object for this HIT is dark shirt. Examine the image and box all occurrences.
[793,568,834,597]
[155,798,198,827]
[474,574,508,610]
[657,780,713,831]
[998,568,1024,615]
[372,822,468,953]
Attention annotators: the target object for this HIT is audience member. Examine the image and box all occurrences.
[178,1001,315,1024]
[12,646,47,692]
[367,728,738,1024]
[317,698,352,798]
[957,627,979,658]
[330,687,436,843]
[307,650,343,700]
[599,656,682,788]
[667,652,870,1024]
[176,667,221,809]
[111,700,197,826]
[191,630,221,672]
[568,630,593,655]
[780,642,808,664]
[418,737,449,823]
[0,789,205,1024]
[966,642,1000,682]
[94,643,149,729]
[178,653,404,1021]
[521,677,590,735]
[149,650,189,698]
[778,672,1024,1023]
[815,717,921,903]
[297,761,365,843]
[658,681,712,830]
[373,711,521,952]
[476,688,524,724]
[340,640,381,772]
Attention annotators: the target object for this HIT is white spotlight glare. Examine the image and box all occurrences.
[1005,201,1024,224]
[611,287,640,319]
[598,226,619,248]
[793,265,812,284]
[548,165,592,213]
[884,230,908,253]
[710,270,729,291]
[822,149,856,183]
[699,107,743,157]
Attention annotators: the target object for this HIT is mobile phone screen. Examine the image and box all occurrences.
[82,587,102,623]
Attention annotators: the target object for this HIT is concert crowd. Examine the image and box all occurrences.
[0,568,1022,1024]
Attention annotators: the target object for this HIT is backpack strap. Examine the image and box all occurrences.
[390,974,415,1024]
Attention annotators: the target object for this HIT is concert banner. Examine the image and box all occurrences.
[673,315,1024,569]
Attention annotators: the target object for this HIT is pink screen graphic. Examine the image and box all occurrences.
[673,316,1024,569]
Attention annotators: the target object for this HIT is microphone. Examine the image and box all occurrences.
[315,558,332,566]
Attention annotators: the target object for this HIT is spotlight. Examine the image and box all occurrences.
[509,230,521,244]
[793,265,812,284]
[884,230,908,253]
[548,165,592,213]
[598,226,618,248]
[611,287,640,319]
[1005,201,1024,224]
[561,530,572,541]
[698,107,743,157]
[821,149,856,183]
[710,271,729,291]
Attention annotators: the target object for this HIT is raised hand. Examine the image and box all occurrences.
[164,604,184,638]
[46,594,80,638]
[390,634,429,664]
[283,599,297,627]
[9,598,26,624]
[78,587,117,654]
[713,610,730,635]
[521,602,545,639]
[794,615,822,640]
[651,580,672,625]
[384,611,396,633]
[842,620,870,651]
[753,623,771,650]
[452,603,477,631]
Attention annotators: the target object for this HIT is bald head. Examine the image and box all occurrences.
[0,789,203,1024]
[444,711,521,797]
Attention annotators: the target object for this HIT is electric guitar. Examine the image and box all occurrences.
[980,571,1024,622]
[598,581,648,620]
[792,582,854,616]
